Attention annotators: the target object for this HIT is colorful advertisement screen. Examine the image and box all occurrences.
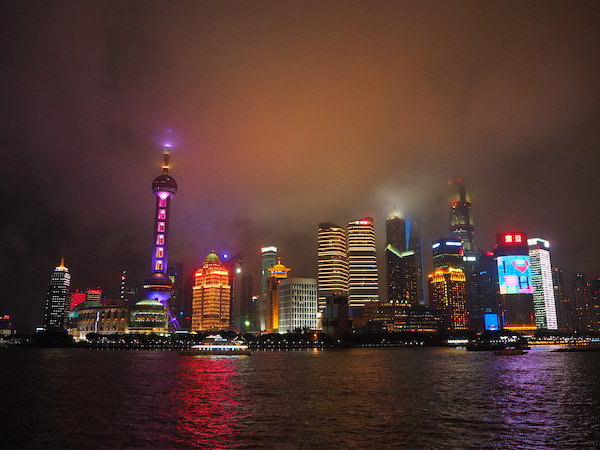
[497,255,533,295]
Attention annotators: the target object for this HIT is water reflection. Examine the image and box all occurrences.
[172,356,251,448]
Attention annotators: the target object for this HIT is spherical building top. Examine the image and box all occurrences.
[152,174,178,198]
[130,299,168,331]
[143,271,173,303]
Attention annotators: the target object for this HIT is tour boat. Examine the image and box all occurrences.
[180,335,251,356]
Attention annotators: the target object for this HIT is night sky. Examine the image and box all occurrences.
[2,1,599,327]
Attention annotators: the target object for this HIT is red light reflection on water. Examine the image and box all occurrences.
[171,356,250,448]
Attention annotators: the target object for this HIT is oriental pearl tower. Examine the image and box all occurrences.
[142,144,180,329]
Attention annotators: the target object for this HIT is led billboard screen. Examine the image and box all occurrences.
[497,255,533,295]
[484,313,499,331]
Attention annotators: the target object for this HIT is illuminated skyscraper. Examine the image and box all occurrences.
[260,246,278,297]
[552,267,573,332]
[528,238,558,330]
[317,223,349,311]
[264,259,291,333]
[432,239,464,270]
[428,267,467,332]
[449,178,474,251]
[347,217,379,308]
[494,232,535,332]
[385,245,418,304]
[43,258,71,330]
[142,145,177,327]
[278,278,318,333]
[191,251,231,331]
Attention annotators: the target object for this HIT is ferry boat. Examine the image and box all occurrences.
[180,335,250,356]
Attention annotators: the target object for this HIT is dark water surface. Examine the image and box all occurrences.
[2,347,599,449]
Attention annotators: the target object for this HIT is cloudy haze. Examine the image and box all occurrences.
[2,1,599,325]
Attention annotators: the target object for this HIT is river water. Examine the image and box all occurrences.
[1,346,599,449]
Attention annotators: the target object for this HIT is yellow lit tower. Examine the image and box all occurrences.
[265,259,291,333]
[428,239,468,332]
[191,251,231,331]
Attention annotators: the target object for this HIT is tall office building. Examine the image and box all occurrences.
[386,208,406,251]
[191,251,231,331]
[43,258,71,330]
[476,252,500,331]
[278,278,318,333]
[223,253,255,332]
[428,267,467,332]
[494,232,535,332]
[552,267,573,332]
[260,246,278,296]
[449,178,474,251]
[347,218,379,308]
[432,239,464,270]
[168,262,185,326]
[142,145,177,328]
[264,259,291,333]
[528,238,558,330]
[317,223,349,311]
[385,245,418,305]
[571,273,599,333]
[407,219,425,304]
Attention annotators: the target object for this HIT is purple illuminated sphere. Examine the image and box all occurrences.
[152,174,178,198]
[143,271,173,303]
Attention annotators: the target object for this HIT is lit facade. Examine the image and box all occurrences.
[69,289,86,310]
[278,278,318,333]
[263,259,291,333]
[191,252,231,331]
[428,267,467,332]
[317,223,349,311]
[528,238,558,330]
[385,245,418,305]
[260,246,278,297]
[449,178,474,251]
[347,217,379,308]
[43,259,71,331]
[143,145,178,328]
[364,302,442,333]
[494,232,536,332]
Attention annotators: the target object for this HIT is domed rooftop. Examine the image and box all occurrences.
[152,174,178,195]
[144,271,173,287]
[134,299,165,307]
[204,250,221,264]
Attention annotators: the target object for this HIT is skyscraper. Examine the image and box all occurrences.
[260,246,278,297]
[317,223,349,311]
[428,267,467,332]
[494,232,535,332]
[264,259,291,333]
[528,238,558,330]
[43,258,71,330]
[191,251,231,331]
[407,219,425,304]
[386,208,406,251]
[428,239,467,332]
[278,278,318,333]
[571,273,599,333]
[142,145,177,327]
[385,245,418,304]
[449,178,474,251]
[347,217,379,308]
[432,239,464,270]
[552,267,573,332]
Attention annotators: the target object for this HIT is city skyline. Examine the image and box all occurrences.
[2,2,600,326]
